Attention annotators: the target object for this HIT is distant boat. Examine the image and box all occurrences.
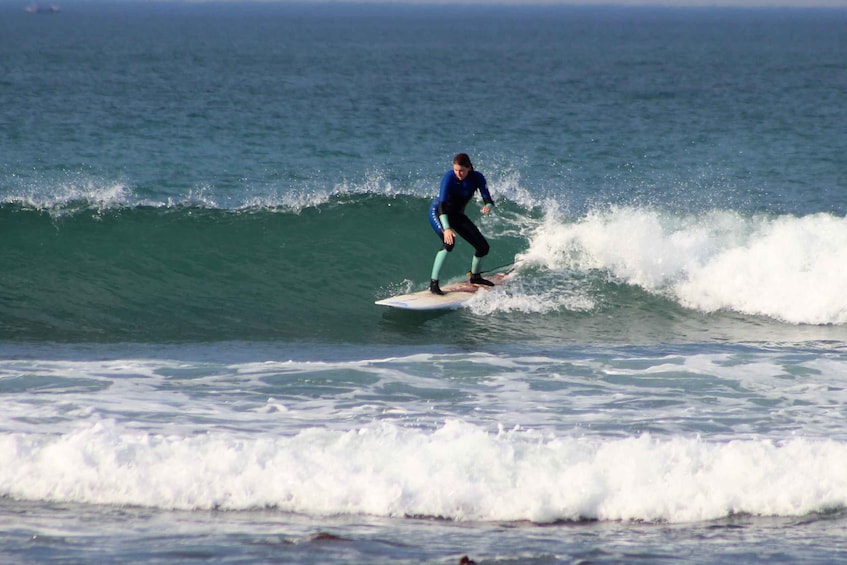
[25,3,60,13]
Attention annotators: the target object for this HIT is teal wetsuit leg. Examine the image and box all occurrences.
[471,255,483,275]
[431,249,448,281]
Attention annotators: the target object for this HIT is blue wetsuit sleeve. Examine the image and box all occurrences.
[436,171,452,215]
[477,172,494,205]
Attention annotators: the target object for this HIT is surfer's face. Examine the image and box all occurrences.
[453,165,470,180]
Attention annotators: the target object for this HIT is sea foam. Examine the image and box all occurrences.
[519,206,847,325]
[1,420,846,524]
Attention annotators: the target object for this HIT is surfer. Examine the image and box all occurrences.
[428,153,494,295]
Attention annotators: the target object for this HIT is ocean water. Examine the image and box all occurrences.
[2,2,847,563]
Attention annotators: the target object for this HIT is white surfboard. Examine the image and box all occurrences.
[375,273,507,311]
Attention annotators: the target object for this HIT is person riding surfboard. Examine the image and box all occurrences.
[428,153,494,295]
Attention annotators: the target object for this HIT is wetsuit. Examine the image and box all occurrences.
[428,169,494,256]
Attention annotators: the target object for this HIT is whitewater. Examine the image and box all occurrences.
[3,347,847,525]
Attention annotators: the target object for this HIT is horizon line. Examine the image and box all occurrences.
[10,0,847,7]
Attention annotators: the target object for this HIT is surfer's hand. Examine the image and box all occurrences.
[481,205,492,214]
[443,228,455,245]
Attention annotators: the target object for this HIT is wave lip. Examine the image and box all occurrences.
[2,180,132,215]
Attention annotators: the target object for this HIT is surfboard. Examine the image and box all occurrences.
[375,273,507,311]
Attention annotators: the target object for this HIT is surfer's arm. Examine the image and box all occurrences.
[436,172,457,243]
[477,172,493,213]
[436,171,453,212]
[439,213,455,245]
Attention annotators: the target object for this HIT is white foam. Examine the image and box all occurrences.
[676,213,847,324]
[467,279,595,315]
[4,178,131,213]
[2,420,846,523]
[1,169,428,214]
[519,206,847,324]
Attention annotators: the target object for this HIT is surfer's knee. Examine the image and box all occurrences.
[474,241,489,257]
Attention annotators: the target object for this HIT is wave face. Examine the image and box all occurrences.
[1,194,433,342]
[4,186,847,344]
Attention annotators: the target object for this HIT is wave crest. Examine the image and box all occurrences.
[519,206,847,324]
